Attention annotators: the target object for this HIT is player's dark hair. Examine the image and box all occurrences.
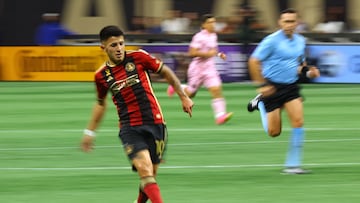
[280,8,297,15]
[99,25,124,41]
[200,14,214,24]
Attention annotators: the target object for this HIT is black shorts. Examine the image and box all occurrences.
[119,124,168,165]
[262,81,301,112]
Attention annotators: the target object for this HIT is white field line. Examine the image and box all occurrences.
[0,127,360,134]
[0,138,359,151]
[0,162,360,171]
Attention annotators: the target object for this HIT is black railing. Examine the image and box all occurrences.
[62,32,360,44]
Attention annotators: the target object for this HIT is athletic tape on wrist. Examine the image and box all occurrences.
[84,129,96,137]
[301,66,310,78]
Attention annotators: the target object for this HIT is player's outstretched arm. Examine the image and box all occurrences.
[248,57,266,84]
[248,57,275,97]
[81,100,107,152]
[188,47,218,59]
[159,65,194,117]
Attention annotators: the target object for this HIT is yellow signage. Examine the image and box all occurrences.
[0,46,138,81]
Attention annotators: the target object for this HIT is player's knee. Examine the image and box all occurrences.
[140,176,157,189]
[133,159,154,177]
[136,164,154,177]
[211,91,223,98]
[291,119,304,128]
[268,128,281,137]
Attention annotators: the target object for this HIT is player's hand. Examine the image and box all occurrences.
[256,84,276,97]
[81,135,95,152]
[307,66,321,78]
[218,52,227,60]
[181,97,194,117]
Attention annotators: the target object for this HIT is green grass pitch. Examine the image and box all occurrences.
[0,82,359,203]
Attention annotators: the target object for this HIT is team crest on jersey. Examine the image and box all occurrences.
[105,69,114,82]
[125,62,136,72]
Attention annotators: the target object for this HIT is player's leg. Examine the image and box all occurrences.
[136,186,148,203]
[204,71,233,124]
[248,93,282,135]
[132,150,163,203]
[119,127,163,203]
[282,98,309,174]
[248,83,278,132]
[266,108,282,137]
[167,63,200,98]
[207,85,233,124]
[135,161,161,203]
[136,162,150,203]
[138,124,167,203]
[248,94,270,133]
[167,84,193,97]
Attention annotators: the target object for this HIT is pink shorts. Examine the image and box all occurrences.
[186,62,222,94]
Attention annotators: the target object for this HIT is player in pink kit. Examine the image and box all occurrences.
[168,14,233,125]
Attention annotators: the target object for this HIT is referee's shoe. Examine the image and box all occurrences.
[247,94,261,112]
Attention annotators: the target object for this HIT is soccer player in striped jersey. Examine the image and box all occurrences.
[81,25,193,203]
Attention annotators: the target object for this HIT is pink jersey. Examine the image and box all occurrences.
[187,29,222,92]
[189,29,218,67]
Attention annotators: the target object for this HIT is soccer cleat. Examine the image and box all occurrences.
[215,112,234,125]
[247,94,262,112]
[167,85,175,97]
[281,167,311,175]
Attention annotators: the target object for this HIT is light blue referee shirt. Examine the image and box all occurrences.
[251,30,306,84]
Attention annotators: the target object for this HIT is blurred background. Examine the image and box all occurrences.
[0,0,359,45]
[0,0,360,83]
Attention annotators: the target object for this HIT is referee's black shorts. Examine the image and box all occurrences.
[262,81,302,112]
[119,124,168,165]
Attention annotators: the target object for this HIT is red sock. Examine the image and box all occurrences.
[143,183,163,203]
[137,188,148,203]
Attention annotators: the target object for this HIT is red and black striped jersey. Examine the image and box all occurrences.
[94,50,165,127]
